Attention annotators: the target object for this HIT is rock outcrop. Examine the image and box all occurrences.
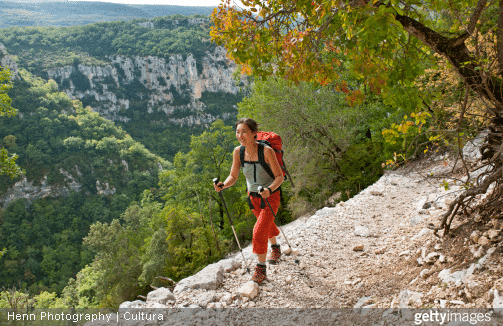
[0,42,19,79]
[47,46,246,126]
[0,175,80,208]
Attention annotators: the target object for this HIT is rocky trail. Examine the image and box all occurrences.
[89,152,503,325]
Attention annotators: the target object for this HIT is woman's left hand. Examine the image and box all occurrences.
[260,188,270,198]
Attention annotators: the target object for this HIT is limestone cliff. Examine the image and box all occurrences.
[0,42,19,80]
[46,46,246,126]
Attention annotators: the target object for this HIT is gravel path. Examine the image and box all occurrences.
[171,155,479,309]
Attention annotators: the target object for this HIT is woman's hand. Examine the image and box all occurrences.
[214,182,224,192]
[259,187,271,198]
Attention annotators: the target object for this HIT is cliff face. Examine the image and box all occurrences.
[46,46,246,126]
[0,174,81,208]
[0,42,19,80]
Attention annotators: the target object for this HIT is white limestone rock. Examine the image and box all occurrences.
[146,287,175,305]
[219,258,241,273]
[118,300,146,309]
[238,281,259,300]
[354,225,372,237]
[354,296,373,309]
[174,262,225,294]
[398,290,423,308]
[410,215,424,226]
[196,291,217,307]
[424,252,441,264]
[494,289,503,315]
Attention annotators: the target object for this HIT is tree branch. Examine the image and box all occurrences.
[457,86,471,180]
[498,0,503,76]
[430,165,503,234]
[395,14,503,110]
[467,0,488,35]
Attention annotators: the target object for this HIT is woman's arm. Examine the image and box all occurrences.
[214,146,241,192]
[261,146,284,197]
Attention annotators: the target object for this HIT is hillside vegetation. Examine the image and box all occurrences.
[0,68,170,294]
[0,1,214,28]
[0,14,251,306]
[0,16,216,71]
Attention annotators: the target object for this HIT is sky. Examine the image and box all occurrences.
[69,0,223,6]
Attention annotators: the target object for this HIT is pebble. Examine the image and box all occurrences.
[471,230,481,244]
[353,244,364,251]
[420,269,431,279]
[478,236,490,246]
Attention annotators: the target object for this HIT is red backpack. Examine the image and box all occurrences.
[239,131,294,187]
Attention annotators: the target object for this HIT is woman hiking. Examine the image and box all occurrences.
[213,118,284,284]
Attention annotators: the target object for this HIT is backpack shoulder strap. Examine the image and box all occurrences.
[257,143,275,179]
[239,146,245,168]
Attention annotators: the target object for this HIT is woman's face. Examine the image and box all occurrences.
[236,123,256,145]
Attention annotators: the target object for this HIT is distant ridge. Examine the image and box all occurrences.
[129,4,217,17]
[0,0,215,28]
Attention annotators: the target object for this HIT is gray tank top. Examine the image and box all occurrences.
[242,160,275,193]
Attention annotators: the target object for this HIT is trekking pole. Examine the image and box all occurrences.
[213,178,250,273]
[258,186,293,250]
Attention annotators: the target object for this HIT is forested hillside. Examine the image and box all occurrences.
[0,0,214,28]
[0,16,245,160]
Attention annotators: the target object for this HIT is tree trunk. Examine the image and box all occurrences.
[395,14,503,111]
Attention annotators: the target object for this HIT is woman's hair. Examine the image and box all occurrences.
[236,118,259,133]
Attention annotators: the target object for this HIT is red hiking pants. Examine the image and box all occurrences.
[249,191,280,255]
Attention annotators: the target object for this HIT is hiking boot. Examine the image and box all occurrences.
[268,244,281,264]
[251,264,267,284]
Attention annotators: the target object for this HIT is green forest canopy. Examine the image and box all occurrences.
[0,1,215,28]
[0,15,216,70]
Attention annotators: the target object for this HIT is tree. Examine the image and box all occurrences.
[0,149,22,178]
[3,135,16,148]
[82,194,165,307]
[211,0,503,234]
[211,0,501,104]
[83,218,145,307]
[0,68,23,179]
[0,68,17,118]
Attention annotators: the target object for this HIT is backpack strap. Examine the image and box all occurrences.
[239,146,245,168]
[257,143,275,180]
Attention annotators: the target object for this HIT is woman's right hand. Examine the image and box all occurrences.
[214,182,224,192]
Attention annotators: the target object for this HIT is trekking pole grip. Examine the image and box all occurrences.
[213,178,223,189]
